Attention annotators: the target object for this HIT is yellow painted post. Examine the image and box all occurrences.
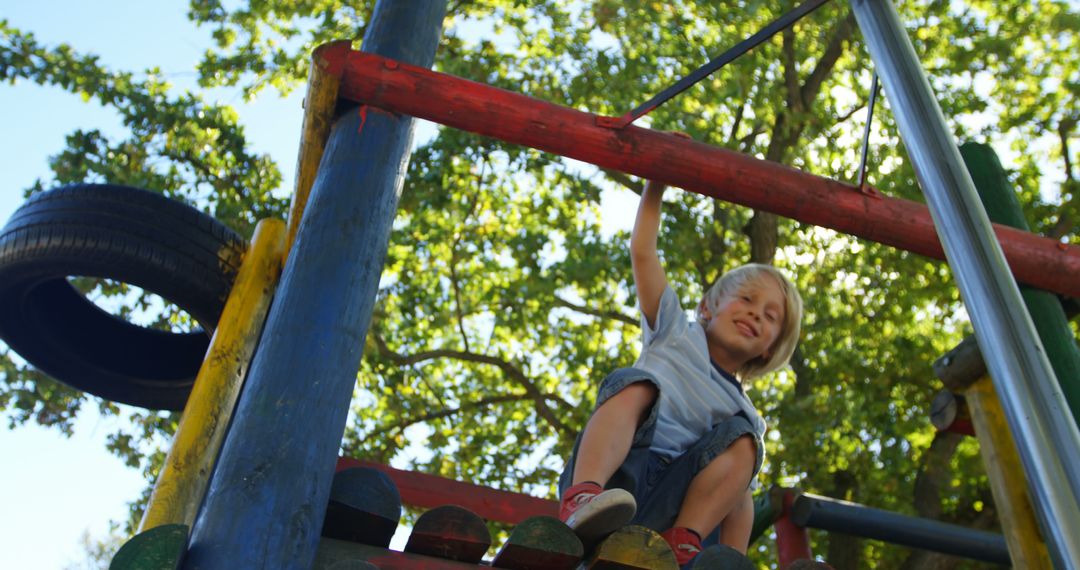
[966,376,1054,569]
[285,41,350,258]
[139,219,286,531]
[936,338,1053,568]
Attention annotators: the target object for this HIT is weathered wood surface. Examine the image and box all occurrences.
[491,515,582,570]
[929,390,974,436]
[321,467,402,548]
[404,505,492,564]
[314,538,486,570]
[690,545,754,569]
[585,526,678,570]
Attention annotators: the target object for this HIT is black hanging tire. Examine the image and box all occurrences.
[0,183,248,410]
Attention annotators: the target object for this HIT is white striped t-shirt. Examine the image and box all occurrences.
[635,286,767,459]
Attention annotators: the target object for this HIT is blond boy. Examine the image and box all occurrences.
[558,180,803,566]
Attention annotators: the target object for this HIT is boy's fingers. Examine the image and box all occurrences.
[669,131,692,140]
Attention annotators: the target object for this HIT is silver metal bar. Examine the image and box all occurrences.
[849,0,1080,567]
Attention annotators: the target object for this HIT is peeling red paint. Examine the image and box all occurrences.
[356,105,368,134]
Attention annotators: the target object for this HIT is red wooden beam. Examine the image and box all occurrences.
[318,43,1080,299]
[337,458,558,525]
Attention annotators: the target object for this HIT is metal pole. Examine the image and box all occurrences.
[849,1,1080,567]
[791,493,1009,565]
[183,1,447,568]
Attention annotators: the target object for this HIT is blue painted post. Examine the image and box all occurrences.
[183,2,447,568]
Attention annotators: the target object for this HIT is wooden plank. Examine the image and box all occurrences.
[491,515,582,570]
[322,467,402,548]
[337,458,557,525]
[585,526,677,570]
[321,48,1080,300]
[405,505,491,564]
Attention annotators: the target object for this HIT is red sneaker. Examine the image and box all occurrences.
[661,527,703,566]
[559,481,636,541]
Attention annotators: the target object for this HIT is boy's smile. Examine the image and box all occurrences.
[700,275,787,375]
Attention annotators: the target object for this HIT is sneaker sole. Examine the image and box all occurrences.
[565,488,637,541]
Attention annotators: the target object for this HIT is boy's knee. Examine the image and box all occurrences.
[704,435,757,481]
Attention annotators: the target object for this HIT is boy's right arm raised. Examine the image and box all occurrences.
[631,180,670,328]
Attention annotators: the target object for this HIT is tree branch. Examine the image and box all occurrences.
[601,167,644,195]
[448,160,487,353]
[727,99,746,148]
[553,295,637,326]
[1052,118,1077,239]
[371,334,576,438]
[801,11,857,107]
[1060,118,1075,182]
[782,28,803,112]
[368,393,534,439]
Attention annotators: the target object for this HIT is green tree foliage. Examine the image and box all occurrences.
[2,1,1077,567]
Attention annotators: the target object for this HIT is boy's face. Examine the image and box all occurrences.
[701,275,786,373]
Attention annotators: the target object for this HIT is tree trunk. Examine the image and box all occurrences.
[825,470,863,570]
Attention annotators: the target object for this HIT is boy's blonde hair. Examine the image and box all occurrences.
[696,263,803,380]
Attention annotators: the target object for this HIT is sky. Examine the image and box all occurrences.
[0,2,308,567]
[1,1,1070,568]
[0,3,616,567]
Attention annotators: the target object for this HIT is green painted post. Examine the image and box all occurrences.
[960,142,1080,428]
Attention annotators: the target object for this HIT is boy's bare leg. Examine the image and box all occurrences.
[672,435,757,547]
[571,382,658,486]
[717,490,754,553]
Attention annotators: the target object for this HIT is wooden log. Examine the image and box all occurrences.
[690,545,754,570]
[315,538,485,569]
[285,41,348,259]
[140,219,285,532]
[405,505,492,564]
[966,376,1054,569]
[585,525,678,570]
[323,48,1080,300]
[183,5,449,568]
[321,467,402,547]
[491,515,583,570]
[929,390,975,436]
[109,524,187,570]
[933,336,986,392]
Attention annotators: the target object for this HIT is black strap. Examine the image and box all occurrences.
[600,0,833,129]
